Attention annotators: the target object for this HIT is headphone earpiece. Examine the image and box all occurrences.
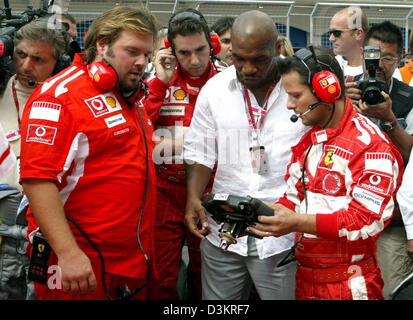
[87,60,118,90]
[209,32,221,56]
[163,32,221,56]
[165,10,221,57]
[294,47,342,104]
[52,53,72,76]
[312,70,341,103]
[164,36,171,50]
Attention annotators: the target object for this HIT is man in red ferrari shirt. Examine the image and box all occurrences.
[250,47,403,300]
[143,8,221,299]
[19,6,159,300]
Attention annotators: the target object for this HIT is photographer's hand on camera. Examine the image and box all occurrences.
[345,81,362,107]
[153,48,177,83]
[355,91,396,124]
[185,196,210,240]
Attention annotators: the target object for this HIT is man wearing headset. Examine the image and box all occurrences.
[19,6,158,300]
[250,47,403,300]
[143,9,221,300]
[211,16,235,67]
[0,21,69,193]
[0,20,70,300]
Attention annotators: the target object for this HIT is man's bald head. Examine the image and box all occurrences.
[230,11,280,91]
[332,6,368,33]
[232,10,278,50]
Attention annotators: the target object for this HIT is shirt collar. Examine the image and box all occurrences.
[310,98,354,145]
[227,66,241,91]
[227,66,282,97]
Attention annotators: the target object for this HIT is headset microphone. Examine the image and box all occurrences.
[290,101,324,123]
[28,80,44,87]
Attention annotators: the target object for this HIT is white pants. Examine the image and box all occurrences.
[200,237,296,300]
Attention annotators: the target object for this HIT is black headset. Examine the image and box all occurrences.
[165,10,221,57]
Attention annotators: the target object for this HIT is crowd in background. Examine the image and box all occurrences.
[1,4,413,301]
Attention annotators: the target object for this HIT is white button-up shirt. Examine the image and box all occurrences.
[397,149,413,240]
[184,65,309,258]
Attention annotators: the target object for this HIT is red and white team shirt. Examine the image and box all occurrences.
[20,54,157,279]
[143,63,219,175]
[277,99,404,268]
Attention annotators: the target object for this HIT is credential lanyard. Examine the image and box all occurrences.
[11,79,21,129]
[242,84,275,145]
[6,79,23,142]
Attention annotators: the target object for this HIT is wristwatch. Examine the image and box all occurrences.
[379,120,396,132]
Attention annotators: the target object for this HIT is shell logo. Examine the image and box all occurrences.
[94,74,100,82]
[328,85,337,94]
[105,96,117,109]
[173,89,186,101]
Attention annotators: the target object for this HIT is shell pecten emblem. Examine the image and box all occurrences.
[328,85,337,94]
[105,96,117,109]
[173,89,186,101]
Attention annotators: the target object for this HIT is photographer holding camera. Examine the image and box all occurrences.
[346,22,413,142]
[347,21,413,300]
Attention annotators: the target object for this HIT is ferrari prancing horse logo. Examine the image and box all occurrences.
[324,150,334,166]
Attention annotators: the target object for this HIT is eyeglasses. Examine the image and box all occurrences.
[328,28,357,38]
[380,56,399,65]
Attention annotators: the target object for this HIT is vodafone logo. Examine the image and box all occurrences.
[26,124,57,145]
[35,126,47,137]
[91,98,104,111]
[369,175,381,186]
[359,171,392,196]
[84,93,122,117]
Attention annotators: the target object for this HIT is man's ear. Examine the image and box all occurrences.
[96,38,109,57]
[354,29,364,42]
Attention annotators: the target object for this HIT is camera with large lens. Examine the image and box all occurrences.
[356,46,388,106]
[201,193,274,250]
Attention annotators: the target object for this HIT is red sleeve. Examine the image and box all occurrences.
[142,76,170,124]
[275,149,305,211]
[316,141,403,241]
[20,94,77,182]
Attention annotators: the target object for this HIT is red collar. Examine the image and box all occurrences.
[291,98,354,156]
[309,98,354,145]
[173,61,217,96]
[73,53,87,68]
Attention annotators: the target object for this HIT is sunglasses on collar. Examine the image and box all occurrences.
[328,28,358,37]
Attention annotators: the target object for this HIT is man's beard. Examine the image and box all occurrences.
[105,47,143,96]
[118,78,141,97]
